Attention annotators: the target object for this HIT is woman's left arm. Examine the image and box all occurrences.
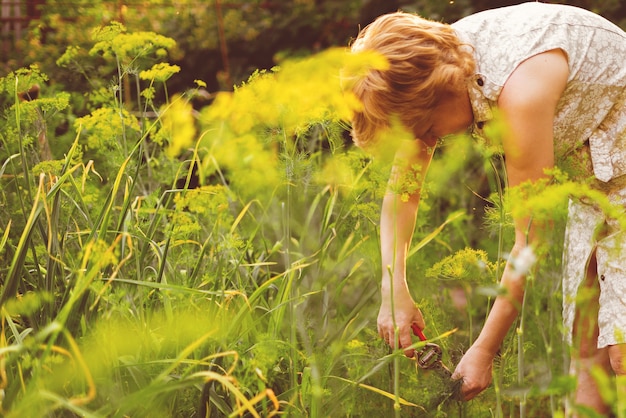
[453,49,569,400]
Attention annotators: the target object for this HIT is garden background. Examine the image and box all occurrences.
[2,0,626,417]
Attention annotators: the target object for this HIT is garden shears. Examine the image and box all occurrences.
[411,324,452,378]
[411,324,464,403]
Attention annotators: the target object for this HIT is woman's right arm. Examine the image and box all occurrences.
[378,138,436,357]
[452,48,568,400]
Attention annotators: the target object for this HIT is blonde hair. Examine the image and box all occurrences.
[350,11,475,148]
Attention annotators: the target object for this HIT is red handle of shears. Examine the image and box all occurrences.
[411,323,427,341]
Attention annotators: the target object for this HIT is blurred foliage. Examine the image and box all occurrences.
[6,0,624,98]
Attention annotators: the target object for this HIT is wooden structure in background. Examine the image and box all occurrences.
[1,0,43,56]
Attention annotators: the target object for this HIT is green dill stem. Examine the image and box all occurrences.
[489,155,506,303]
[14,77,32,201]
[489,154,507,415]
[134,73,143,116]
[517,224,532,418]
[387,263,401,418]
[517,296,528,418]
[281,134,303,413]
[388,193,401,418]
[115,55,129,157]
[163,79,170,105]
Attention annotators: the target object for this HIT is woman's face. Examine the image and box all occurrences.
[416,91,474,145]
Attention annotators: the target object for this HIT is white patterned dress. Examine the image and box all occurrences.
[452,2,626,348]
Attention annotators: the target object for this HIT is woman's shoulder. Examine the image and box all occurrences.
[453,3,626,98]
[452,2,624,49]
[452,2,619,34]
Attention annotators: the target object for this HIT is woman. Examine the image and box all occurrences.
[350,2,626,414]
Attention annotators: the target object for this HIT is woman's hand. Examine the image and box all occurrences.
[377,286,425,357]
[452,344,495,400]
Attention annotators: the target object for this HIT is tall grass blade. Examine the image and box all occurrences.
[1,178,44,306]
[407,209,465,259]
[329,376,423,409]
[0,220,11,255]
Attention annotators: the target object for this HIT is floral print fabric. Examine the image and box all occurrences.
[563,198,626,348]
[452,2,626,347]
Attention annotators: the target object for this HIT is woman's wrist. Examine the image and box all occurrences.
[380,274,409,294]
[471,338,500,358]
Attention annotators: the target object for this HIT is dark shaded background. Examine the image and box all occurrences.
[2,0,625,96]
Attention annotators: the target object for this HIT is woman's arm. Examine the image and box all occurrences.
[454,49,569,399]
[378,138,435,357]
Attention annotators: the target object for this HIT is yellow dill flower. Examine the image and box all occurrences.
[139,63,181,83]
[201,47,388,139]
[158,96,196,158]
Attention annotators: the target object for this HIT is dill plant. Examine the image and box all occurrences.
[0,22,226,416]
[0,28,417,416]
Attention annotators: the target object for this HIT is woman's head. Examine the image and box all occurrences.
[350,11,475,149]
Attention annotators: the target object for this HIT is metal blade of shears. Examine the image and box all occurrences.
[411,324,452,378]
